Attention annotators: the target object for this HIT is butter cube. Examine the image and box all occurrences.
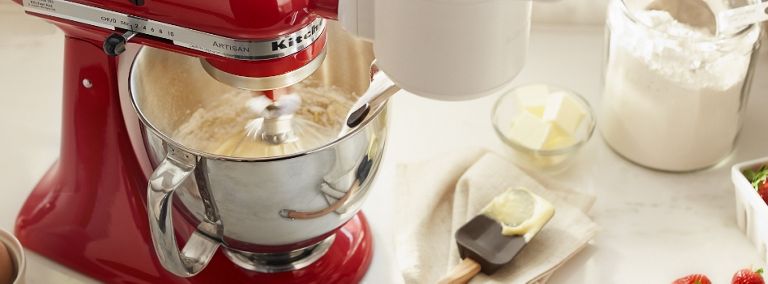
[542,92,586,135]
[542,125,577,150]
[508,111,554,149]
[515,84,550,118]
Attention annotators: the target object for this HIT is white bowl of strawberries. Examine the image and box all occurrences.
[732,157,768,263]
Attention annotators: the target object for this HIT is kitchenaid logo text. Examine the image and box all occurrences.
[270,22,322,51]
[208,21,322,56]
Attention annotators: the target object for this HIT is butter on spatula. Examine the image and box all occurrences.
[438,188,555,284]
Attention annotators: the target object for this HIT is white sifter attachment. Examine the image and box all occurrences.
[339,0,532,101]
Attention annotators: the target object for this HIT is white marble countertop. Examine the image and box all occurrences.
[2,3,768,283]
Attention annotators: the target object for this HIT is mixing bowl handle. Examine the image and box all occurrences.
[147,150,220,277]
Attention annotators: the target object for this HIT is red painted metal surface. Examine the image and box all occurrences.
[14,1,374,282]
[10,0,340,29]
[14,33,168,282]
[310,0,340,20]
[27,11,327,79]
[18,0,339,78]
[56,0,334,39]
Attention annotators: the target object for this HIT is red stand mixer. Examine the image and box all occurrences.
[10,0,534,282]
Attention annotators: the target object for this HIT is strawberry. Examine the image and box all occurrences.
[744,166,768,204]
[673,274,712,284]
[759,184,768,205]
[732,268,765,284]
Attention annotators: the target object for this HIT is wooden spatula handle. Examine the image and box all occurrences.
[438,258,481,284]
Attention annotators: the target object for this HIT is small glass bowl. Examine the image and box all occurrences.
[491,84,596,172]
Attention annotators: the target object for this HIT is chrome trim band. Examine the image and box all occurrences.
[200,47,328,91]
[22,0,326,60]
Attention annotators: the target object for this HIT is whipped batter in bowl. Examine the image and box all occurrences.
[171,81,357,158]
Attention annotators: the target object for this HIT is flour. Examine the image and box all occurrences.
[601,2,759,171]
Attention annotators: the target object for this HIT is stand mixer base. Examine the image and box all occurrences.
[16,162,373,283]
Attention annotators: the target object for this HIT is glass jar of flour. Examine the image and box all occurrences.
[601,0,761,172]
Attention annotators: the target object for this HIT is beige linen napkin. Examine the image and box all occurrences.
[394,149,598,284]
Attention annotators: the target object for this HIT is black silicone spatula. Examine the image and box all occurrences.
[438,215,526,284]
[438,194,554,284]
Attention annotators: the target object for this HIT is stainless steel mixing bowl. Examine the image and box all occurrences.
[128,22,387,277]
